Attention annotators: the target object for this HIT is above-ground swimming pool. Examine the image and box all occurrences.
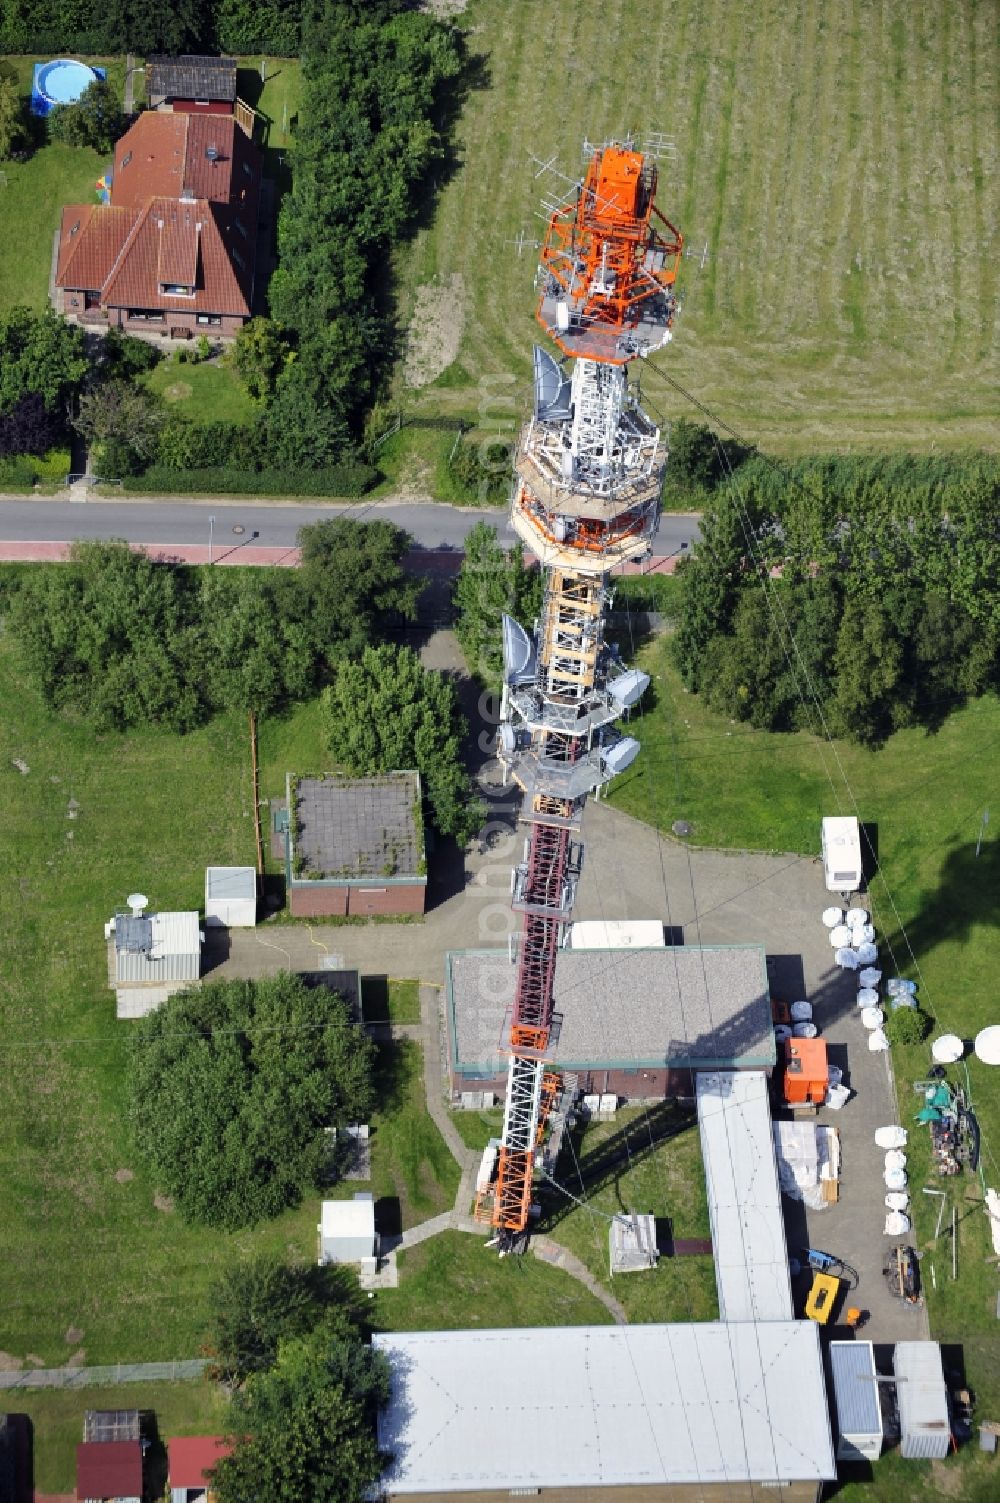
[31,58,101,115]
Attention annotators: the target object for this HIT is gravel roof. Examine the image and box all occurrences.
[290,773,423,881]
[448,946,773,1073]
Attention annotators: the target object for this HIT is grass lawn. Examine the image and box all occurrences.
[450,1107,503,1152]
[0,602,448,1364]
[386,978,420,1023]
[0,56,129,311]
[145,355,259,425]
[544,1106,718,1325]
[375,1230,614,1331]
[12,1379,229,1495]
[0,622,347,1364]
[392,0,1000,454]
[370,1039,459,1232]
[608,632,1000,1406]
[359,977,422,1026]
[320,1037,457,1237]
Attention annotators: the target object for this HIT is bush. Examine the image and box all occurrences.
[126,465,377,497]
[0,455,39,489]
[884,1005,932,1047]
[101,329,162,379]
[127,973,376,1230]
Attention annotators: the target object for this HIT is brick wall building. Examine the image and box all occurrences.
[284,773,427,919]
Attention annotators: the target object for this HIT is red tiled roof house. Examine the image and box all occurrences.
[168,1435,233,1503]
[56,111,261,339]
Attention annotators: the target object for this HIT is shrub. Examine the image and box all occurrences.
[127,465,377,497]
[884,1006,932,1047]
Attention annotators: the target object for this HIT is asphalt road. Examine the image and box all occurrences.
[0,496,700,557]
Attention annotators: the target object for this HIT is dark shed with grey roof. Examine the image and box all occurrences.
[146,55,237,107]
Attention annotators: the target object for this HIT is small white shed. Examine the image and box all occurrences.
[205,866,257,928]
[821,816,863,895]
[319,1193,377,1264]
[829,1340,883,1462]
[895,1341,951,1459]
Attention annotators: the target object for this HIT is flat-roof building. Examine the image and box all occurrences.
[697,1071,794,1323]
[446,945,774,1099]
[375,1322,836,1501]
[284,773,427,918]
[106,909,201,1018]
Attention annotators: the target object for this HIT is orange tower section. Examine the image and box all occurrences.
[537,142,682,363]
[474,140,683,1246]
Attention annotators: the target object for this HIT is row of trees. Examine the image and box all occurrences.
[674,452,1000,745]
[5,520,484,839]
[6,520,418,727]
[203,1253,388,1503]
[265,0,463,463]
[0,0,301,56]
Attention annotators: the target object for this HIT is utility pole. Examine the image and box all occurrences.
[249,711,264,882]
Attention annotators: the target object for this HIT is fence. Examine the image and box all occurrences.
[0,1358,208,1390]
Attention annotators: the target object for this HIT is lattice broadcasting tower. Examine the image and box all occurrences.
[473,141,683,1244]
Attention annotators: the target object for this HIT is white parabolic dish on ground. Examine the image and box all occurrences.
[974,1026,1000,1065]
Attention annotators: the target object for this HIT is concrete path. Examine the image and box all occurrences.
[531,1238,627,1324]
[123,53,136,114]
[0,1358,206,1390]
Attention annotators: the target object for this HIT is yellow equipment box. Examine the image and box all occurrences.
[805,1271,840,1324]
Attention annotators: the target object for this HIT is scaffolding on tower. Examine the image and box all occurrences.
[473,139,683,1247]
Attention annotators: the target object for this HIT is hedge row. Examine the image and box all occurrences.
[125,465,377,499]
[0,456,39,491]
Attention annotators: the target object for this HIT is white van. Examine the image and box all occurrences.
[821,816,862,895]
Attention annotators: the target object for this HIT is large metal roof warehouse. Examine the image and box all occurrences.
[375,1322,835,1501]
[446,945,775,1099]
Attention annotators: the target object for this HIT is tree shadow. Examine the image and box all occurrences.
[369,36,492,391]
[372,1039,411,1115]
[880,838,1000,970]
[538,1101,698,1232]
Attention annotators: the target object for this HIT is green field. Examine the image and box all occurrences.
[609,636,1000,1407]
[375,1230,614,1331]
[548,1106,718,1325]
[11,1379,229,1495]
[145,355,258,424]
[0,609,459,1363]
[393,0,1000,456]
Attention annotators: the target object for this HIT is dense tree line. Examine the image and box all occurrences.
[4,521,418,727]
[674,450,1000,745]
[453,522,541,685]
[321,642,484,845]
[128,972,375,1229]
[266,0,463,463]
[0,0,301,57]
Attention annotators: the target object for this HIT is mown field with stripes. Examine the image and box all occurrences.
[395,0,999,454]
